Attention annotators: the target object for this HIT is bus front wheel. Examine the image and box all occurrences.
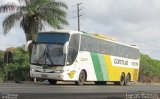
[48,79,57,85]
[75,70,86,86]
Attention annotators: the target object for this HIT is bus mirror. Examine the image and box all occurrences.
[63,42,69,54]
[25,40,33,51]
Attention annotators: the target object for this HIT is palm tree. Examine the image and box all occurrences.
[0,0,68,41]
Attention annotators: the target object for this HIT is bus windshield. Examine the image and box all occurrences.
[31,33,69,66]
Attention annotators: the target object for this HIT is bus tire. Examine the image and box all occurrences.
[48,79,57,85]
[114,73,125,86]
[119,73,125,86]
[94,81,106,85]
[124,74,130,86]
[75,70,86,86]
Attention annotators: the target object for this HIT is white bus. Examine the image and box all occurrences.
[27,30,140,85]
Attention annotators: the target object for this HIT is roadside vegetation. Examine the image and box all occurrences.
[139,53,160,83]
[0,0,68,82]
[0,47,160,83]
[0,47,29,82]
[0,0,159,84]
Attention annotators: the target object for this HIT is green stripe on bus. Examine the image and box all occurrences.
[91,53,104,80]
[98,54,108,81]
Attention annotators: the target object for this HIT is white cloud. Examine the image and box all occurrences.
[64,0,160,59]
[1,0,19,5]
[0,0,160,59]
[0,27,26,50]
[0,1,25,50]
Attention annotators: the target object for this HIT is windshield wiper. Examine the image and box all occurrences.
[46,44,54,65]
[36,44,54,66]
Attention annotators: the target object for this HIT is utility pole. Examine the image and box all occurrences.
[72,3,83,31]
[77,3,82,31]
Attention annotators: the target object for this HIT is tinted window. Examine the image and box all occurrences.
[67,34,80,65]
[36,33,69,44]
[80,34,139,59]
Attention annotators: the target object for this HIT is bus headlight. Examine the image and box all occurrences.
[54,70,64,73]
[30,68,35,72]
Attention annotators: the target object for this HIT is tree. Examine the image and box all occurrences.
[0,47,30,82]
[0,0,68,41]
[139,53,160,83]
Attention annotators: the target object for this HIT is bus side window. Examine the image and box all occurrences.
[67,34,80,65]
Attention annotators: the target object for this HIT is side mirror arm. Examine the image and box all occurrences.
[63,42,69,54]
[25,40,33,51]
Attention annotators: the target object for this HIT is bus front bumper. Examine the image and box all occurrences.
[30,71,64,80]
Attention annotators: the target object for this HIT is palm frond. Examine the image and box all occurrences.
[37,0,68,26]
[38,11,67,29]
[1,0,68,41]
[29,0,68,10]
[20,15,43,40]
[0,3,17,12]
[56,16,68,25]
[21,0,32,6]
[42,8,68,25]
[51,1,68,9]
[38,1,68,12]
[3,12,23,35]
[42,0,68,9]
[39,6,67,16]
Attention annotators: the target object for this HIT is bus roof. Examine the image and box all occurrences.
[38,30,139,49]
[39,30,81,35]
[80,31,139,49]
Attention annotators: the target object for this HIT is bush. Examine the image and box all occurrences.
[1,48,160,83]
[0,47,30,82]
[139,53,160,82]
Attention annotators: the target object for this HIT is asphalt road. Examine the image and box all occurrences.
[0,82,160,99]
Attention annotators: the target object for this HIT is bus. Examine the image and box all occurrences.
[27,30,140,86]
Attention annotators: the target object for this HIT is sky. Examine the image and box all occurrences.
[0,0,160,60]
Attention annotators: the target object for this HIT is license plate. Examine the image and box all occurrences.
[41,74,47,78]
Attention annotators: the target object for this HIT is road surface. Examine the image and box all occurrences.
[0,81,160,99]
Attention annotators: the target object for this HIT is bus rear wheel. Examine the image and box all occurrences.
[124,74,130,86]
[120,73,125,86]
[75,70,86,86]
[114,73,125,86]
[48,79,57,85]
